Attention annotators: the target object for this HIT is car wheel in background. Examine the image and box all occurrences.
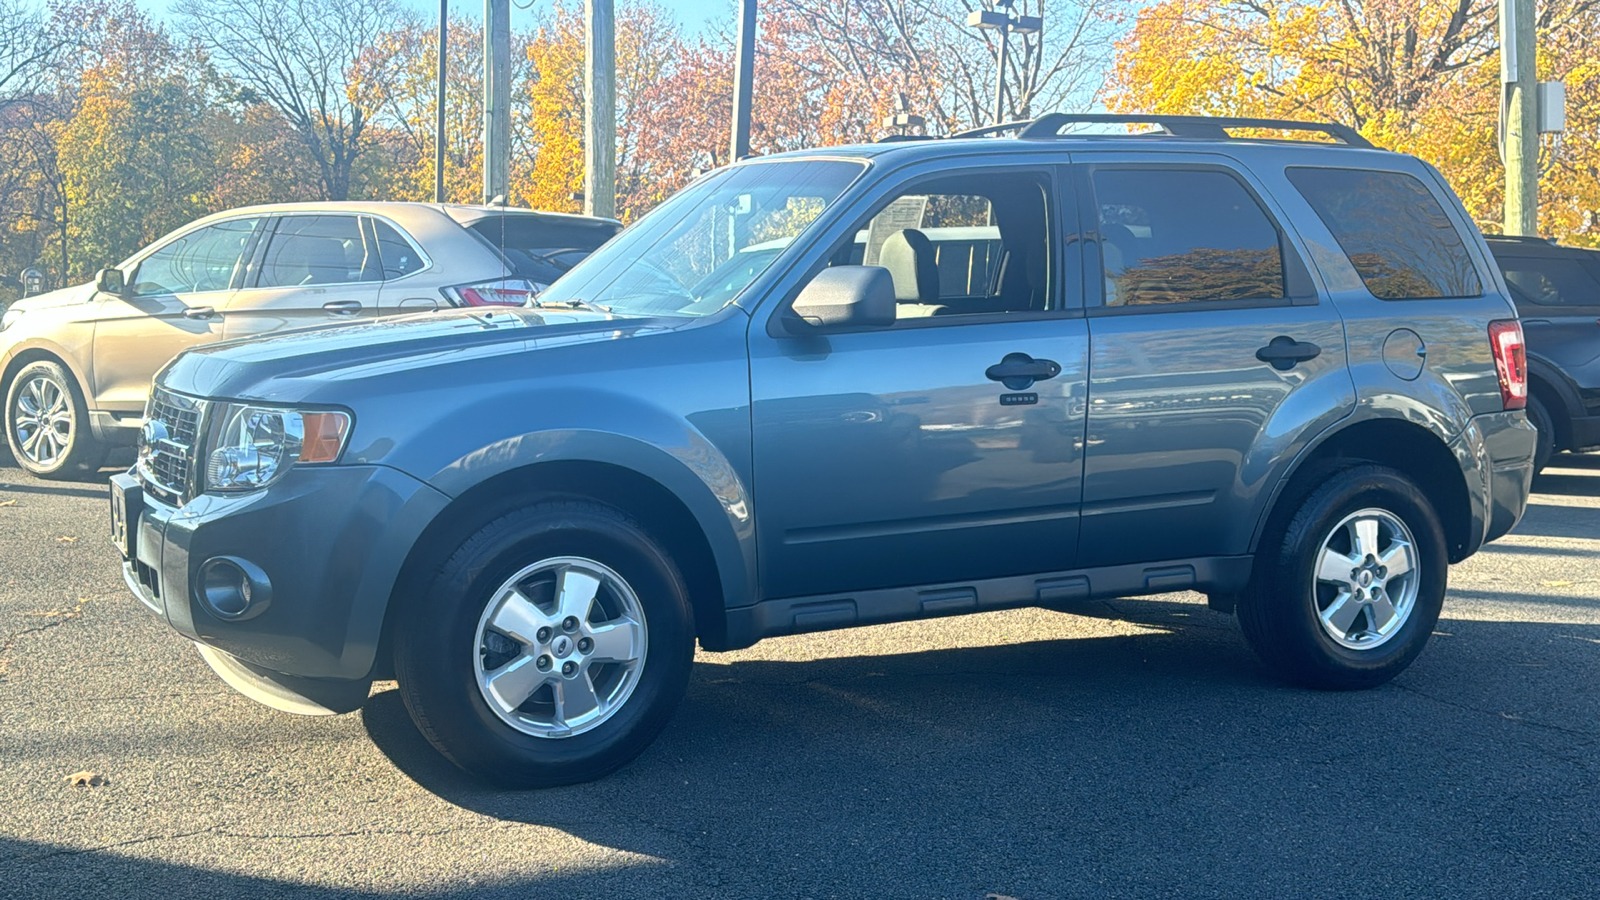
[3,360,106,479]
[1526,394,1555,476]
[394,499,695,787]
[1237,465,1447,691]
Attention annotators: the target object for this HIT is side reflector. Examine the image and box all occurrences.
[299,412,351,463]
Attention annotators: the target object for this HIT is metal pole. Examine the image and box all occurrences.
[730,0,756,162]
[482,0,511,205]
[434,0,447,202]
[584,0,616,218]
[993,23,1009,126]
[1501,0,1538,236]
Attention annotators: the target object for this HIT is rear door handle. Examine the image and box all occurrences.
[986,352,1061,390]
[323,300,363,316]
[182,306,215,320]
[1255,336,1321,371]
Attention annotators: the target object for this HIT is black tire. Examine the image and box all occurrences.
[3,360,106,479]
[1526,394,1555,477]
[1237,465,1447,690]
[394,499,695,787]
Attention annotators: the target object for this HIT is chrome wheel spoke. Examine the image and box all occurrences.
[1317,547,1361,586]
[553,672,601,725]
[1352,518,1381,560]
[1378,542,1413,580]
[587,618,643,665]
[484,655,550,713]
[1366,592,1399,633]
[1321,590,1363,636]
[487,587,547,645]
[555,567,602,623]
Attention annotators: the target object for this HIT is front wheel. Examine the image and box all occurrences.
[394,499,695,787]
[1238,465,1447,690]
[4,360,105,478]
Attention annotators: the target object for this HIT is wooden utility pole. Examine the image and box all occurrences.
[584,0,616,218]
[730,0,756,162]
[435,0,447,202]
[483,0,511,205]
[1501,0,1538,236]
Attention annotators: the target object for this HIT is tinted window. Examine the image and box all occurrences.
[1287,167,1481,299]
[1093,168,1284,307]
[468,216,619,286]
[372,219,426,280]
[1497,256,1600,307]
[257,215,375,288]
[131,218,259,296]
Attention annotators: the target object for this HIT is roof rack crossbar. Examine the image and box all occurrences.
[1017,113,1373,148]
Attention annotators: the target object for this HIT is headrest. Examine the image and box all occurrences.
[879,229,939,303]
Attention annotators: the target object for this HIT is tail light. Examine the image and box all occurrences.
[441,278,546,307]
[1488,319,1527,410]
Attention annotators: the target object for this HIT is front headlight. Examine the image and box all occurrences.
[0,306,22,332]
[205,404,351,492]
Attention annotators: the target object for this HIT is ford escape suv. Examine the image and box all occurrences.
[111,115,1537,787]
[1,202,619,479]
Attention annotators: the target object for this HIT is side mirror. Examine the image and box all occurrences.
[787,266,896,333]
[95,267,126,296]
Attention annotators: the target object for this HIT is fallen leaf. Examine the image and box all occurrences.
[0,499,16,507]
[56,536,77,544]
[65,771,107,787]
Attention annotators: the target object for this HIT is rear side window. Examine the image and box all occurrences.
[1497,256,1600,307]
[257,215,376,288]
[467,215,620,285]
[1092,167,1285,307]
[1287,167,1482,300]
[371,219,426,280]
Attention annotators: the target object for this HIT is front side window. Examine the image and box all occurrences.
[536,159,865,317]
[1287,167,1482,300]
[256,215,376,288]
[1093,168,1285,307]
[130,218,260,297]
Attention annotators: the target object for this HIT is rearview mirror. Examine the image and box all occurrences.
[787,266,896,333]
[95,267,125,296]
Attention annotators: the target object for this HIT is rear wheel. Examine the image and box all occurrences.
[1526,394,1555,476]
[4,360,105,479]
[1238,465,1447,690]
[394,499,694,787]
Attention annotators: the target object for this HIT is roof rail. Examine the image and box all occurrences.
[1482,233,1555,244]
[1017,113,1373,147]
[949,120,1035,139]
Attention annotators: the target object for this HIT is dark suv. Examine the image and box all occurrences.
[110,115,1537,787]
[1484,235,1600,473]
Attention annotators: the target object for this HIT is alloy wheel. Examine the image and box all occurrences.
[1311,508,1420,650]
[11,374,72,467]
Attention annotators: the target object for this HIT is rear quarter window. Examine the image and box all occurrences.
[469,216,622,283]
[1286,167,1482,300]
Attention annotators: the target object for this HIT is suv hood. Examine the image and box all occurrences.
[158,306,684,401]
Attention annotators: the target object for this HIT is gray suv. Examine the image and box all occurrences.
[111,115,1537,787]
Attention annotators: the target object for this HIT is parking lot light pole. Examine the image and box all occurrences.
[967,1,1041,126]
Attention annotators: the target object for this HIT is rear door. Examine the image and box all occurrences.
[221,213,383,338]
[90,217,262,411]
[1073,154,1352,568]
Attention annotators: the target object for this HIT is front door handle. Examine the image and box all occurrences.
[182,306,215,320]
[1255,336,1321,371]
[986,352,1061,390]
[323,300,363,316]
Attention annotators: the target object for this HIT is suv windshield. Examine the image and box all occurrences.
[535,159,865,317]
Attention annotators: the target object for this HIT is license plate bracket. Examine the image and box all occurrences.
[110,473,143,560]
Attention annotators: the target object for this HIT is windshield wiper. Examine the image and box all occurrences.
[533,297,612,314]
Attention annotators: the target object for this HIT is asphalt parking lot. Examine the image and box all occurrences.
[1,448,1597,900]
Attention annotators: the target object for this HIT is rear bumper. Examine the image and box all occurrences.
[1473,410,1537,548]
[116,464,449,683]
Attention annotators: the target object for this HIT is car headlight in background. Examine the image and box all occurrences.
[206,404,351,492]
[0,306,22,332]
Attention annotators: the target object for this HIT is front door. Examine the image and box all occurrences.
[750,165,1090,599]
[1073,156,1354,567]
[223,213,384,339]
[90,217,261,411]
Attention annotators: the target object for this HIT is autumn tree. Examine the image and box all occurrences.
[175,0,403,201]
[1108,0,1600,245]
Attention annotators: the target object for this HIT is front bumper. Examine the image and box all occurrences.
[115,464,450,684]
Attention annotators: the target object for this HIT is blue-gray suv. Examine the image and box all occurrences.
[111,115,1538,786]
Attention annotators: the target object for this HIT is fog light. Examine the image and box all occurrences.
[197,557,272,621]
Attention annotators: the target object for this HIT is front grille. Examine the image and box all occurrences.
[137,388,206,502]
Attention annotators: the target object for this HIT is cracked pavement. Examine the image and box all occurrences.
[2,447,1598,899]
